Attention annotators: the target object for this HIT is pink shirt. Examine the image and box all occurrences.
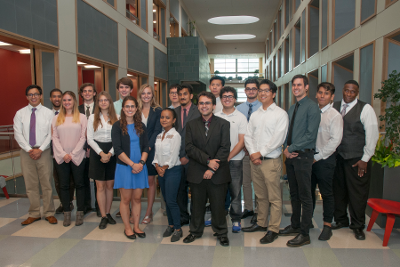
[180,102,192,126]
[52,114,87,165]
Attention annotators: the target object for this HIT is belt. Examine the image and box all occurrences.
[260,156,273,160]
[294,149,315,153]
[31,146,40,149]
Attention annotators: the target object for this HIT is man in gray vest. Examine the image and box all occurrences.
[331,80,379,240]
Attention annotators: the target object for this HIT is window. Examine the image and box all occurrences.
[361,0,376,24]
[153,1,166,43]
[126,0,139,25]
[307,69,319,103]
[294,20,301,67]
[333,0,355,42]
[321,0,328,49]
[308,0,319,58]
[170,16,179,37]
[332,53,354,101]
[285,35,290,73]
[213,58,260,80]
[294,0,301,13]
[103,0,116,8]
[386,0,398,8]
[359,42,375,104]
[285,0,291,28]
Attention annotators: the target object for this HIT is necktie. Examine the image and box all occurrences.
[183,108,187,127]
[205,121,209,136]
[287,102,300,146]
[55,110,59,115]
[86,106,90,119]
[29,108,37,147]
[341,104,349,117]
[247,104,253,122]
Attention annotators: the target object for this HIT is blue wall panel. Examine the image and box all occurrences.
[154,48,168,80]
[127,30,149,74]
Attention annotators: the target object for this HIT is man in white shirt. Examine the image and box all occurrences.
[311,83,343,241]
[50,88,62,115]
[114,77,134,115]
[215,86,247,233]
[243,79,289,244]
[236,78,262,224]
[168,84,181,109]
[13,85,57,225]
[331,80,379,241]
[209,76,224,114]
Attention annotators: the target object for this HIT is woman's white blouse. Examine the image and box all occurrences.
[152,127,181,169]
[87,113,118,156]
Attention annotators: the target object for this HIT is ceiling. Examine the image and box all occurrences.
[181,0,281,44]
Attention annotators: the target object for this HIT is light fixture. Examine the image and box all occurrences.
[208,16,259,25]
[84,65,101,69]
[154,82,158,84]
[215,34,256,40]
[77,61,86,65]
[153,20,156,23]
[153,9,156,12]
[127,74,133,76]
[0,41,11,46]
[19,49,30,54]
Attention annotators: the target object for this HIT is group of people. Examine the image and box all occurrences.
[13,73,379,247]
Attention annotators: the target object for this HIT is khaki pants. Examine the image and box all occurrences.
[20,149,55,217]
[251,157,282,233]
[243,156,257,212]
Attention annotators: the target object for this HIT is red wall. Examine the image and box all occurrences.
[0,49,32,125]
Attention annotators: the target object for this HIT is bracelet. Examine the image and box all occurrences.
[139,160,145,166]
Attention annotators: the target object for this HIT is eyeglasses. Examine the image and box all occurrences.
[258,89,272,93]
[169,92,177,95]
[124,105,136,109]
[27,93,40,98]
[198,101,212,106]
[222,95,234,100]
[99,99,109,103]
[245,87,258,92]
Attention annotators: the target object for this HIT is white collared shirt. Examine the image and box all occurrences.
[213,97,223,114]
[245,103,289,158]
[87,113,118,156]
[114,99,123,115]
[84,102,94,116]
[314,104,343,161]
[13,104,54,152]
[152,128,181,168]
[215,108,248,160]
[52,108,60,115]
[339,99,379,162]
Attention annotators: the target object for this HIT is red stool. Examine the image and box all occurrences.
[367,198,400,246]
[2,187,9,199]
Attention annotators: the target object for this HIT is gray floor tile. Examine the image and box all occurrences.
[134,224,167,243]
[0,198,31,218]
[372,229,400,249]
[0,218,26,235]
[243,247,310,267]
[224,229,244,247]
[59,222,99,239]
[333,248,400,267]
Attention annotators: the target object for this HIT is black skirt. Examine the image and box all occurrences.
[89,141,116,181]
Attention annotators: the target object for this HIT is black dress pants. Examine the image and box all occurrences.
[189,180,228,237]
[82,157,99,211]
[333,154,371,229]
[285,151,314,235]
[311,153,336,223]
[53,159,75,203]
[177,164,190,222]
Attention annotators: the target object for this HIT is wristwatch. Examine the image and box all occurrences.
[139,160,145,166]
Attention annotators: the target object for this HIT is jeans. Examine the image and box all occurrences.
[285,151,314,235]
[159,166,182,229]
[55,160,86,212]
[311,154,336,223]
[229,160,243,222]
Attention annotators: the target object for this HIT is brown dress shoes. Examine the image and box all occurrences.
[45,216,58,224]
[21,217,41,225]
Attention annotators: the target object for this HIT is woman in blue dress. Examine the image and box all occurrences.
[112,96,149,239]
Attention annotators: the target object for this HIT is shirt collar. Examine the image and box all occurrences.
[297,96,309,105]
[341,98,357,107]
[29,103,42,111]
[202,114,213,123]
[220,108,236,117]
[246,100,259,106]
[320,103,332,113]
[85,102,94,108]
[182,102,192,110]
[259,102,277,112]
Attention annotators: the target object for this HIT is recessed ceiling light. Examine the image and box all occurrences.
[153,9,156,12]
[0,41,11,46]
[127,74,133,76]
[19,49,30,54]
[208,16,259,25]
[215,34,256,40]
[84,65,100,69]
[77,61,86,65]
[153,20,156,23]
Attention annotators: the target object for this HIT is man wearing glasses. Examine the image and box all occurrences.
[168,84,181,109]
[243,80,288,244]
[236,78,261,224]
[14,85,57,225]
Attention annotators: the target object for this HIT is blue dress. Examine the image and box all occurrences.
[114,124,149,189]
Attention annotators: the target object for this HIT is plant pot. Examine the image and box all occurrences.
[366,163,400,228]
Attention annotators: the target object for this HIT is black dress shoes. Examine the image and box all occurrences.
[124,230,136,239]
[353,229,366,240]
[183,234,199,243]
[218,236,229,246]
[242,224,268,232]
[99,217,108,230]
[287,234,311,247]
[181,219,190,226]
[241,209,254,219]
[331,222,349,230]
[318,225,333,241]
[279,225,300,236]
[134,231,146,238]
[260,231,279,244]
[250,213,258,225]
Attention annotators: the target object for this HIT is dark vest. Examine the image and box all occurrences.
[333,100,366,159]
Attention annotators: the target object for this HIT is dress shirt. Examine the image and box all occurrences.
[181,102,192,126]
[52,108,60,115]
[314,104,343,161]
[113,99,123,115]
[152,128,181,168]
[84,102,94,115]
[13,104,54,153]
[52,114,87,165]
[215,109,248,160]
[339,99,379,162]
[214,97,223,114]
[168,104,180,109]
[236,100,262,119]
[285,96,321,153]
[87,113,118,156]
[141,113,148,127]
[245,103,289,158]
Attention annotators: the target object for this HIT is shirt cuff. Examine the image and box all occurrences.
[361,155,370,162]
[314,153,322,161]
[259,148,268,157]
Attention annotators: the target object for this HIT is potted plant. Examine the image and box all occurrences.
[214,70,220,75]
[188,21,196,37]
[367,70,400,227]
[237,76,243,81]
[228,76,233,81]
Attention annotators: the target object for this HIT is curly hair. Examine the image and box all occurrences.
[120,96,143,136]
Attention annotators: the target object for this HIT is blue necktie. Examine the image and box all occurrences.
[247,104,253,122]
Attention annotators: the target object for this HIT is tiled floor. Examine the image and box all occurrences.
[0,197,399,267]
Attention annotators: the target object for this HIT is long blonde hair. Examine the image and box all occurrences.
[56,91,80,126]
[137,84,161,111]
[93,91,118,131]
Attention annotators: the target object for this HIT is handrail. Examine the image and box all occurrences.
[126,9,138,24]
[0,132,14,135]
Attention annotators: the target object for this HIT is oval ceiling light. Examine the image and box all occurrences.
[215,34,256,40]
[208,16,259,25]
